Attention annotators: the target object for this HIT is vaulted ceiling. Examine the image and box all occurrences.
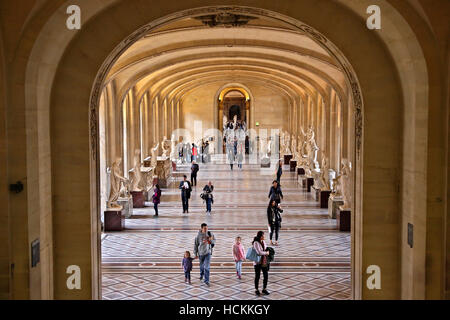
[105,13,349,106]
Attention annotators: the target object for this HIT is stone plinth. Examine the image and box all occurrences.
[297,167,305,175]
[131,190,145,208]
[284,154,293,165]
[289,160,297,172]
[328,195,343,219]
[143,156,152,167]
[172,161,177,171]
[261,157,270,168]
[312,186,320,201]
[337,206,351,231]
[154,157,172,188]
[306,177,314,192]
[320,190,332,208]
[117,196,133,218]
[104,208,125,231]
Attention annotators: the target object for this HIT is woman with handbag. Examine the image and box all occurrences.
[252,231,270,296]
[267,200,283,245]
[268,180,283,205]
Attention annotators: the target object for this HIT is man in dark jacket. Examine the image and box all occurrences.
[191,161,199,186]
[268,180,283,205]
[276,160,283,183]
[179,175,192,213]
[267,200,283,245]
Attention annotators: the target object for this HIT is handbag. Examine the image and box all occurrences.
[246,247,261,263]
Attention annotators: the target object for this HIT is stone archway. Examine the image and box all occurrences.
[19,0,441,300]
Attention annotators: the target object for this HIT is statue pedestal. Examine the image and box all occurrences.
[306,177,314,192]
[143,156,152,167]
[131,190,145,208]
[104,208,125,231]
[337,206,351,231]
[320,190,332,208]
[260,157,270,168]
[117,196,133,218]
[328,195,343,219]
[155,157,172,188]
[312,186,320,201]
[289,160,297,172]
[172,161,177,171]
[297,167,305,175]
[284,154,293,165]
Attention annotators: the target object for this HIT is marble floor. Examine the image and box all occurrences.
[102,156,351,300]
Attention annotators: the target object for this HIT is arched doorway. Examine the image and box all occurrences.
[20,0,440,300]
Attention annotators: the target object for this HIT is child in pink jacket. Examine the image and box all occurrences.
[232,236,245,279]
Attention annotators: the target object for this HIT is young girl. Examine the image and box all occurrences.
[232,236,245,279]
[182,251,194,284]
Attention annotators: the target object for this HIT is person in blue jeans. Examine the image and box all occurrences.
[202,181,214,215]
[194,223,215,286]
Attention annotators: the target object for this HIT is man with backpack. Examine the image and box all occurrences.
[194,223,215,287]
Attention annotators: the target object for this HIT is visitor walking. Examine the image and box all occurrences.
[182,251,195,284]
[151,184,161,216]
[192,143,198,162]
[268,180,283,205]
[232,236,245,279]
[252,231,270,296]
[194,223,215,287]
[276,160,283,183]
[191,160,199,186]
[202,181,214,214]
[267,200,283,245]
[179,175,192,213]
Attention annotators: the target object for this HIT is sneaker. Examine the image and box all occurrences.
[188,280,192,285]
[238,275,241,280]
[255,290,261,296]
[262,289,270,295]
[204,282,210,287]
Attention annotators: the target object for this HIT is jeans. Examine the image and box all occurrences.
[254,264,269,290]
[184,271,191,281]
[154,203,158,216]
[206,198,212,212]
[191,174,197,186]
[236,260,243,276]
[276,173,282,183]
[269,223,280,241]
[199,253,211,284]
[238,163,242,169]
[182,194,189,212]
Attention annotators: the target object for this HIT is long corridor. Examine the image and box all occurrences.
[101,157,351,300]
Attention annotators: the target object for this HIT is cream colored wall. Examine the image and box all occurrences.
[180,84,217,139]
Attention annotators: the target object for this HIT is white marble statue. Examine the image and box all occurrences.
[151,143,159,168]
[161,136,170,158]
[305,126,320,170]
[340,159,352,208]
[267,137,272,157]
[320,155,331,190]
[332,159,351,199]
[291,135,297,160]
[107,157,130,208]
[223,115,228,131]
[233,115,237,128]
[130,149,143,192]
[169,134,176,160]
